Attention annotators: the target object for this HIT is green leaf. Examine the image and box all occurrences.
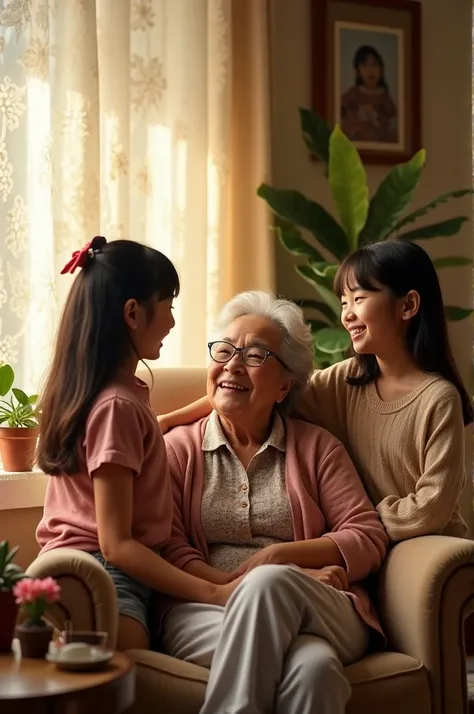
[308,261,339,279]
[5,545,19,566]
[296,266,341,318]
[273,220,324,262]
[257,184,349,260]
[399,217,468,241]
[0,541,7,574]
[12,388,29,406]
[28,394,38,405]
[308,319,330,333]
[313,344,334,368]
[388,189,474,237]
[299,108,331,164]
[329,125,369,250]
[327,350,347,366]
[0,364,14,397]
[314,326,351,354]
[432,256,473,269]
[444,306,473,321]
[362,149,426,243]
[295,298,337,324]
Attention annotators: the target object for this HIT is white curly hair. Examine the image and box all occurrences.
[212,291,314,411]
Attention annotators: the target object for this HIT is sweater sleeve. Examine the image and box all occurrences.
[294,360,352,443]
[376,389,466,542]
[160,441,206,569]
[318,443,388,582]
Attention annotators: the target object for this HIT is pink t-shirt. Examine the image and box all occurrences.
[36,370,172,554]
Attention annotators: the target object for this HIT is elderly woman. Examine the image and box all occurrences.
[160,291,388,714]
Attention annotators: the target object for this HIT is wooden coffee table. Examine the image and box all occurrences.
[0,647,135,714]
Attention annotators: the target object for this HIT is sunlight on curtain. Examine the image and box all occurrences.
[0,0,231,392]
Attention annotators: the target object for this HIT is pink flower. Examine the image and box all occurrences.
[13,577,61,605]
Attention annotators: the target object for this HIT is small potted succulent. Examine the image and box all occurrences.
[14,577,61,658]
[0,363,39,472]
[0,540,25,652]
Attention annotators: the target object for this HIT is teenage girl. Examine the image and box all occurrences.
[158,240,473,543]
[36,237,237,651]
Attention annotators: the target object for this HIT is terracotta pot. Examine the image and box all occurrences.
[0,427,38,472]
[16,622,53,658]
[0,590,18,652]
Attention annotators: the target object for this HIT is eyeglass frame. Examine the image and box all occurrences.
[208,340,290,371]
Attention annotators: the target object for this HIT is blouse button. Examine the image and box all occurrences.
[240,484,248,492]
[241,501,248,508]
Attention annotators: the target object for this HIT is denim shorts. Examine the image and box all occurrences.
[90,551,152,636]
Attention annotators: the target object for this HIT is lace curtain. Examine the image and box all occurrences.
[0,0,253,392]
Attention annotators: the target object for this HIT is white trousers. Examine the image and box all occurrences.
[162,564,370,714]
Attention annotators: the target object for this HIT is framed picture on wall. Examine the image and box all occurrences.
[312,0,421,164]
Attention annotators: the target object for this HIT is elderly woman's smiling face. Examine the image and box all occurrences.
[207,314,293,424]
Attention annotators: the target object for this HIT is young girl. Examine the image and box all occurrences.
[159,240,473,543]
[341,44,397,144]
[36,236,237,651]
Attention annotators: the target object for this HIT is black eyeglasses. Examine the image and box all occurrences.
[208,341,290,370]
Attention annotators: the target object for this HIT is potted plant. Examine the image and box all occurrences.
[0,541,25,652]
[258,108,473,366]
[0,363,39,471]
[14,576,61,658]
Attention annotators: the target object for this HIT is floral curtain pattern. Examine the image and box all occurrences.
[0,0,232,391]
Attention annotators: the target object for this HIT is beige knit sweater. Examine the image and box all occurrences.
[297,359,467,542]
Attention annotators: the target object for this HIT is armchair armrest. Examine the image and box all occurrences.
[26,548,119,649]
[377,535,474,714]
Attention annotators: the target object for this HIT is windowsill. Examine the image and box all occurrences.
[0,469,47,511]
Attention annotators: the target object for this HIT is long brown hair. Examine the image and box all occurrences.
[37,239,180,474]
[334,240,473,426]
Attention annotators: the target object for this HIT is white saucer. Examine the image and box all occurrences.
[46,649,114,671]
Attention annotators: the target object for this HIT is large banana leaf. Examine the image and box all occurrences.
[314,326,351,354]
[308,319,330,333]
[272,221,325,262]
[307,261,339,279]
[444,306,473,321]
[399,216,468,241]
[387,189,474,237]
[296,298,337,324]
[329,125,368,251]
[296,266,342,318]
[362,149,426,243]
[299,108,330,165]
[257,184,349,260]
[432,256,473,268]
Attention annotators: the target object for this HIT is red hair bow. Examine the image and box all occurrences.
[60,236,106,275]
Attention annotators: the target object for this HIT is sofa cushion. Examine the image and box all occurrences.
[126,649,431,714]
[346,652,431,714]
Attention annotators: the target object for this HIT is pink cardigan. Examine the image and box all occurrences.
[162,416,389,640]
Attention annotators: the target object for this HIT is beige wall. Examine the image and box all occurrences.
[2,507,41,569]
[270,0,473,531]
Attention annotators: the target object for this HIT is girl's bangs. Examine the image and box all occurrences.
[150,251,180,301]
[334,251,382,298]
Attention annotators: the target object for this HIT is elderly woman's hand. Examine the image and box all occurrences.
[230,544,287,578]
[211,575,245,606]
[303,565,349,591]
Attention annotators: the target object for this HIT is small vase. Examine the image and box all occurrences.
[16,622,53,658]
[0,590,18,652]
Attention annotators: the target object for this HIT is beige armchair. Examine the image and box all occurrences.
[27,368,474,714]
